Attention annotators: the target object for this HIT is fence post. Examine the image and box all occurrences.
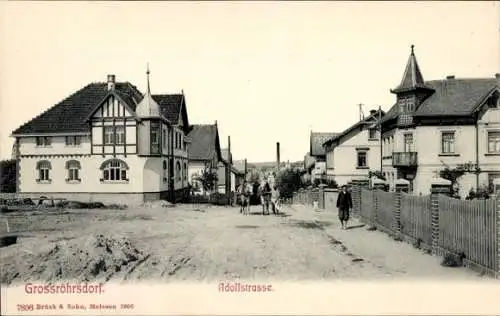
[372,190,379,228]
[319,186,325,209]
[496,194,500,279]
[351,185,361,218]
[430,177,452,255]
[392,190,402,235]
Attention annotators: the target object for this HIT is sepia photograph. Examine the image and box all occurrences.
[1,1,499,315]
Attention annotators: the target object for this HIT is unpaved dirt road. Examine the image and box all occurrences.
[0,203,483,285]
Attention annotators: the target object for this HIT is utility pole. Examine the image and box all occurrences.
[378,105,383,172]
[227,135,232,206]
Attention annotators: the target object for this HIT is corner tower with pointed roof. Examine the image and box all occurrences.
[136,65,167,156]
[390,45,434,126]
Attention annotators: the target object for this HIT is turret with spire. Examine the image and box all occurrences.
[390,45,434,117]
[135,63,161,118]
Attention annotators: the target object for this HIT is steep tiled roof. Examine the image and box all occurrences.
[12,79,189,136]
[382,78,498,123]
[187,124,220,161]
[310,132,338,157]
[323,109,385,147]
[152,94,184,124]
[12,82,143,135]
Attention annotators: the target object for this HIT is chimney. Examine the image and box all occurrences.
[276,142,281,169]
[370,109,377,115]
[228,136,231,164]
[107,74,116,91]
[214,120,217,126]
[446,75,455,80]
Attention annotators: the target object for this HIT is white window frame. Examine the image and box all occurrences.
[115,126,125,145]
[36,136,52,147]
[440,131,456,154]
[403,133,414,152]
[487,131,500,154]
[66,160,81,182]
[104,127,115,145]
[65,136,81,147]
[36,160,51,183]
[101,160,128,182]
[356,151,368,168]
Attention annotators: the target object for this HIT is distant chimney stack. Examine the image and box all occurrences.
[276,142,280,169]
[446,75,455,80]
[107,74,116,91]
[215,120,218,126]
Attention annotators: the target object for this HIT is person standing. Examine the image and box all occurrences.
[336,185,353,230]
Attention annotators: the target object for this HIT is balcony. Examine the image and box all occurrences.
[392,152,418,168]
[397,114,414,127]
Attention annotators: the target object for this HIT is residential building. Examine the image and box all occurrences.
[380,45,500,197]
[187,123,223,195]
[217,149,245,194]
[308,132,338,182]
[10,72,192,204]
[323,109,385,186]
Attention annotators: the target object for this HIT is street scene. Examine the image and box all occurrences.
[0,2,499,310]
[0,201,482,285]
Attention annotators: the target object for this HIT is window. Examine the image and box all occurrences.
[101,159,128,182]
[115,126,125,144]
[406,98,415,112]
[487,92,499,108]
[36,136,52,147]
[104,126,125,145]
[104,127,114,145]
[488,173,500,193]
[176,161,182,181]
[404,133,414,152]
[357,151,367,168]
[441,131,455,154]
[398,98,406,113]
[369,129,377,139]
[162,129,167,149]
[66,160,81,182]
[163,160,168,183]
[183,162,188,181]
[36,160,51,182]
[65,136,81,146]
[488,131,500,153]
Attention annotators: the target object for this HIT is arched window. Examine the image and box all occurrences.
[65,160,81,182]
[36,160,51,182]
[183,162,187,181]
[176,161,181,181]
[100,159,129,182]
[163,160,168,183]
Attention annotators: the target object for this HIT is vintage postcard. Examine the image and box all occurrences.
[1,1,500,315]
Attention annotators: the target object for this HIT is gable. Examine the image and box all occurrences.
[90,93,135,119]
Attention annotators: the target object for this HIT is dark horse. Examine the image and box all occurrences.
[261,182,272,215]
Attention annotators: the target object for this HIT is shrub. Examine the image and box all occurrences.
[0,160,16,193]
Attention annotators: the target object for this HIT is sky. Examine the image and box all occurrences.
[0,1,499,163]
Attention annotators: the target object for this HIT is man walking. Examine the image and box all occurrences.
[336,185,353,230]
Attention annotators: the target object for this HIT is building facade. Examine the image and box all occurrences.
[323,109,384,186]
[11,73,192,204]
[308,132,338,183]
[187,123,222,195]
[381,46,500,197]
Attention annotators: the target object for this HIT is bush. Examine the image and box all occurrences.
[275,168,302,199]
[0,160,16,193]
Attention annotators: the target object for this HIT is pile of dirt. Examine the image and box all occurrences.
[1,234,150,284]
[141,200,174,208]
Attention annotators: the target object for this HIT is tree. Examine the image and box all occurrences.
[199,167,218,194]
[439,161,481,197]
[0,159,16,193]
[275,168,302,199]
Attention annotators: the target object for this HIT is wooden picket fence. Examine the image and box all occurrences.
[400,193,433,248]
[293,187,499,276]
[438,195,497,273]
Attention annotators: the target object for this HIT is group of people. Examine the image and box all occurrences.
[237,180,281,215]
[236,180,354,230]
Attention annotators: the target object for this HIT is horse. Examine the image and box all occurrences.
[238,184,252,215]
